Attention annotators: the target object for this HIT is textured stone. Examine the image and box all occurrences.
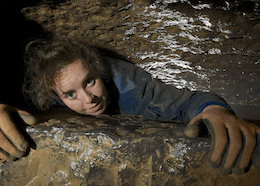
[21,0,260,119]
[1,0,258,185]
[0,110,260,185]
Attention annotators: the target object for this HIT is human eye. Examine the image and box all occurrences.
[65,91,76,99]
[86,79,95,87]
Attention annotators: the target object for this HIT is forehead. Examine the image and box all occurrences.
[60,59,86,75]
[55,59,89,88]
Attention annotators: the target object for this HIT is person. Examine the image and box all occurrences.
[0,37,259,176]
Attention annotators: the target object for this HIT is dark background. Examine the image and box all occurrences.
[1,1,46,110]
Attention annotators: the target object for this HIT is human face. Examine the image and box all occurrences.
[54,59,107,116]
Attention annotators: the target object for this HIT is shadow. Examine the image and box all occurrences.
[0,0,50,110]
[0,0,50,159]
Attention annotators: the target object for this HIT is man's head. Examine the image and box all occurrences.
[23,37,108,115]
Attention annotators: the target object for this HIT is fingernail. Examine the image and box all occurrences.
[18,112,36,125]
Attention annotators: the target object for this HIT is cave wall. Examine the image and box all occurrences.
[1,0,260,185]
[20,0,260,119]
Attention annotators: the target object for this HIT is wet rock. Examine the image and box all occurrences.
[0,112,260,185]
[1,1,260,185]
[21,0,260,119]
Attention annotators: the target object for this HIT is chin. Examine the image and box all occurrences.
[76,104,106,116]
[88,108,106,116]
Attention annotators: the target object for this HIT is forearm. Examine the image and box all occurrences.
[202,104,233,115]
[182,91,234,121]
[185,103,260,175]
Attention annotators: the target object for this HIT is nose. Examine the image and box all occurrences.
[78,89,93,104]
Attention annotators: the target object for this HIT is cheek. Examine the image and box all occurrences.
[62,99,83,112]
[95,79,107,97]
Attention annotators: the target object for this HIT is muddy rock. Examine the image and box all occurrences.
[3,0,258,185]
[0,112,260,185]
[21,0,260,119]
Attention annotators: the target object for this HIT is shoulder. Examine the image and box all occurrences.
[102,56,137,71]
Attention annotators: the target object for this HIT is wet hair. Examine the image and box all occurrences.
[23,37,108,111]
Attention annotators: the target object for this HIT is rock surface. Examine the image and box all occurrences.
[0,111,260,185]
[21,0,260,120]
[2,1,259,185]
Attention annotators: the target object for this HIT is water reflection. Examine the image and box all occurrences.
[123,0,260,107]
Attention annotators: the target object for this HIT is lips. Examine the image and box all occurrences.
[84,100,102,113]
[81,94,107,116]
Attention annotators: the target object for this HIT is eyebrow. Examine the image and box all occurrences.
[55,85,73,97]
[62,89,75,96]
[58,71,96,96]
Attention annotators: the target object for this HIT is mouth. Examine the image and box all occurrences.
[84,100,103,113]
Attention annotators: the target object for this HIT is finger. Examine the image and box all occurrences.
[0,111,29,152]
[184,112,205,138]
[232,130,256,175]
[252,132,260,169]
[218,126,243,175]
[0,148,17,162]
[184,119,201,138]
[203,119,228,169]
[0,151,7,162]
[17,110,37,125]
[0,130,25,161]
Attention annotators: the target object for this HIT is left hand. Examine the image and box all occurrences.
[0,104,36,162]
[184,105,260,175]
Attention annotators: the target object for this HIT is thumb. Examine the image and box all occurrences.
[17,110,37,125]
[184,114,204,138]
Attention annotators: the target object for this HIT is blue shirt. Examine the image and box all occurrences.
[102,56,233,122]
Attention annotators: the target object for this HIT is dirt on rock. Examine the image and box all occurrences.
[1,0,257,185]
[21,0,260,112]
[1,112,260,186]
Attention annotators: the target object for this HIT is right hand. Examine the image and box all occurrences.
[0,104,36,162]
[184,105,260,175]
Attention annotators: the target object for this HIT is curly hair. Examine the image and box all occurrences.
[23,37,108,111]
